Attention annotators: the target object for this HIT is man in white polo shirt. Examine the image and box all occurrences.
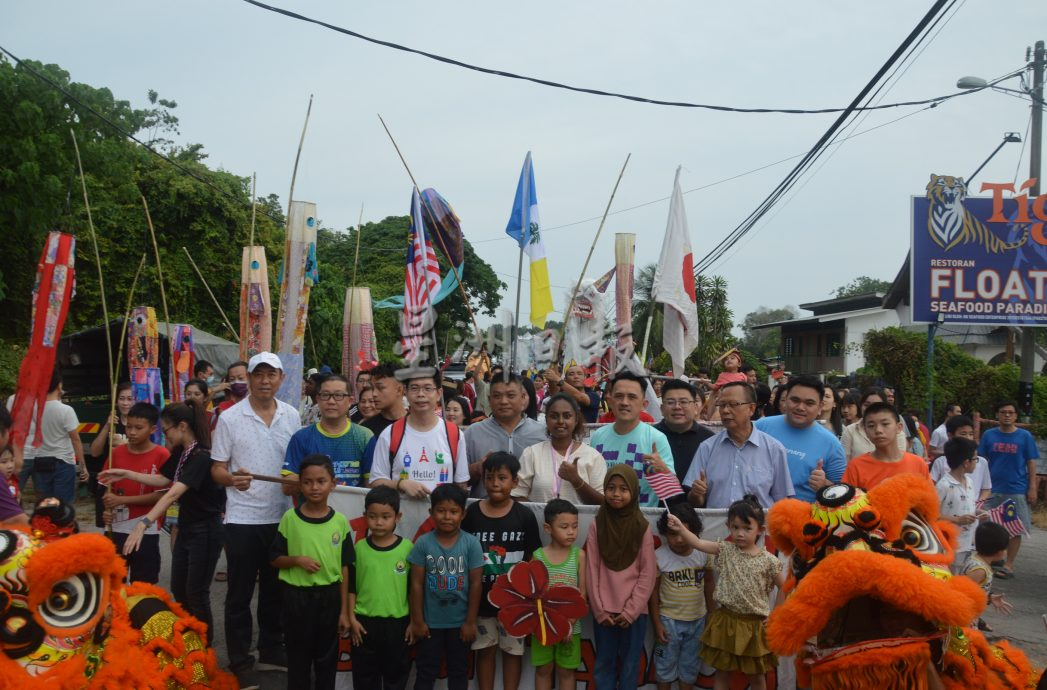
[211,352,301,682]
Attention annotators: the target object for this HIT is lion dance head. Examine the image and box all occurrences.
[767,475,1037,690]
[0,527,235,689]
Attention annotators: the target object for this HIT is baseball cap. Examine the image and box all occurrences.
[248,352,283,373]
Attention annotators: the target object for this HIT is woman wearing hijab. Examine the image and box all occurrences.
[585,465,657,690]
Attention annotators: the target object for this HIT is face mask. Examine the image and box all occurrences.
[206,375,219,385]
[231,382,249,398]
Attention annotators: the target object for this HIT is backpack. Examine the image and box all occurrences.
[388,417,461,473]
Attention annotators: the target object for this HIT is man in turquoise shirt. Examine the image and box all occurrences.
[754,375,846,502]
[590,371,675,507]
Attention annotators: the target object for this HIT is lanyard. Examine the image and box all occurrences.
[550,442,573,497]
[174,441,198,484]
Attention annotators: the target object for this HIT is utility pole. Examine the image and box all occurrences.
[1019,39,1044,423]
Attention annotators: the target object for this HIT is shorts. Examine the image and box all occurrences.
[531,632,581,670]
[985,493,1031,533]
[472,616,525,655]
[654,615,705,684]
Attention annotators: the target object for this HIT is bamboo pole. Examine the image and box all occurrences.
[248,172,258,248]
[70,130,113,393]
[285,96,313,233]
[556,154,631,364]
[377,114,482,343]
[344,205,364,377]
[141,196,174,366]
[181,246,240,342]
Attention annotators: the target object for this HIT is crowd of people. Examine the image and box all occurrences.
[0,350,1040,690]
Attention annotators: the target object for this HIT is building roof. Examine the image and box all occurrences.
[752,306,888,331]
[799,292,886,316]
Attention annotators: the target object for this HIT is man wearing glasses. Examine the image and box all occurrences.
[654,379,715,484]
[977,400,1039,579]
[281,375,374,489]
[683,382,794,509]
[754,375,846,503]
[370,370,470,497]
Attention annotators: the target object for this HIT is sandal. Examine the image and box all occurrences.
[214,571,227,582]
[993,566,1014,579]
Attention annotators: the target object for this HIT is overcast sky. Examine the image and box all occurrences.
[7,1,1046,334]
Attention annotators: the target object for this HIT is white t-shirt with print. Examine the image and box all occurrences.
[371,418,469,491]
[211,397,300,524]
[936,473,976,553]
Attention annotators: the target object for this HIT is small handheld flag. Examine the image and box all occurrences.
[646,468,684,502]
[982,498,1029,538]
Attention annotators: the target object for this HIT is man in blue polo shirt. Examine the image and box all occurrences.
[977,400,1039,579]
[754,375,846,503]
[282,375,373,489]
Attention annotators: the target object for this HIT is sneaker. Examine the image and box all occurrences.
[256,648,288,672]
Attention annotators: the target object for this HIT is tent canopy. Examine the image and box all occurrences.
[58,319,240,399]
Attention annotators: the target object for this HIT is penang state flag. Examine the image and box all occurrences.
[652,167,701,379]
[506,152,554,328]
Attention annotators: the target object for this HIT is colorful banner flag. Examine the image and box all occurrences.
[653,167,701,378]
[506,152,554,328]
[240,245,272,360]
[275,201,319,406]
[400,189,442,364]
[983,498,1029,538]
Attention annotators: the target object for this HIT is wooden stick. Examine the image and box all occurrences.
[70,130,113,395]
[103,253,146,537]
[557,154,631,364]
[377,113,482,343]
[248,171,258,248]
[249,472,299,486]
[344,205,364,376]
[141,196,174,362]
[181,246,240,342]
[286,96,313,233]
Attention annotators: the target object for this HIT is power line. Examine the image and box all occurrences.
[693,0,961,276]
[242,0,997,116]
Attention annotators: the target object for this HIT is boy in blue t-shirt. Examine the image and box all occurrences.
[976,400,1040,579]
[408,483,484,690]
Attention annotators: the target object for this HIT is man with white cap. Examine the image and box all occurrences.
[211,352,301,683]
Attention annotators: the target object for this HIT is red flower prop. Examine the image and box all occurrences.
[488,560,588,646]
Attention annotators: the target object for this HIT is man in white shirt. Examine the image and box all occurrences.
[928,403,963,460]
[929,415,992,501]
[210,352,301,681]
[369,369,469,498]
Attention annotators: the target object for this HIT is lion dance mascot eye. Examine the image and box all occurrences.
[0,527,236,689]
[766,475,1038,690]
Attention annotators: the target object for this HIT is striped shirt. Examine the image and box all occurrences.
[655,544,709,621]
[534,546,582,634]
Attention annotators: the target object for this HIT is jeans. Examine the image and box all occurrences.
[18,457,33,494]
[32,458,76,504]
[171,518,224,644]
[593,614,648,690]
[224,522,283,671]
[414,627,470,690]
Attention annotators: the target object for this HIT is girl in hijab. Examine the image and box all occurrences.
[584,465,657,690]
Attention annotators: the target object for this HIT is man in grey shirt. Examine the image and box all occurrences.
[464,372,545,497]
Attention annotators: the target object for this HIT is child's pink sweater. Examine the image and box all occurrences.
[584,522,657,624]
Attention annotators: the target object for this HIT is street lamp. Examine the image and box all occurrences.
[967,132,1022,185]
[955,40,1044,422]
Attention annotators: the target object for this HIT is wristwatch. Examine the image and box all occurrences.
[139,517,153,529]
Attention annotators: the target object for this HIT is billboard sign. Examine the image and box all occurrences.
[911,174,1047,325]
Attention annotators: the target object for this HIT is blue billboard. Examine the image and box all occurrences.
[911,174,1047,325]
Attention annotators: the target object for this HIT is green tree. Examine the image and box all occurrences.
[833,276,892,298]
[738,305,798,358]
[631,263,663,361]
[693,275,735,370]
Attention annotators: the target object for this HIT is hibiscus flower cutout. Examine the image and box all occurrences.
[488,559,588,646]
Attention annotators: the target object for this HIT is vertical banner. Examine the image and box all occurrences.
[170,324,194,402]
[240,245,272,360]
[322,488,778,689]
[911,175,1047,324]
[128,306,163,444]
[343,287,378,396]
[9,231,76,450]
[275,201,319,405]
[614,233,636,351]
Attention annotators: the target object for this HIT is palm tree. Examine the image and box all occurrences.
[695,275,734,368]
[631,263,663,363]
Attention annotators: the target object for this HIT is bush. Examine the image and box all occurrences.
[0,339,27,397]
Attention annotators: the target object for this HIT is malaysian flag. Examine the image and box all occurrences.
[981,498,1029,538]
[646,468,684,502]
[401,189,442,363]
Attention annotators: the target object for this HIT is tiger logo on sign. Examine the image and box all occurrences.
[926,174,1029,253]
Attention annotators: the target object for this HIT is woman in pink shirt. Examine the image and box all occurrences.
[585,465,657,690]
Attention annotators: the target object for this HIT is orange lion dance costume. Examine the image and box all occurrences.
[0,527,235,689]
[766,475,1037,690]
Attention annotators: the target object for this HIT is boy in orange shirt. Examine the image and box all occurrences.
[842,402,928,491]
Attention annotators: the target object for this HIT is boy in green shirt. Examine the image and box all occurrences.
[270,454,353,690]
[348,486,414,690]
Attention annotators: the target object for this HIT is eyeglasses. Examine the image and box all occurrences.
[407,386,438,394]
[662,399,695,408]
[318,392,350,401]
[715,401,753,410]
[160,425,173,435]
